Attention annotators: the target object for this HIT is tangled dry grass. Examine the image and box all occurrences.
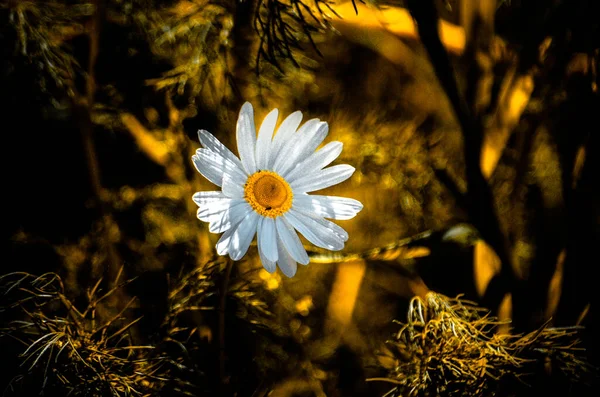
[371,292,595,397]
[0,268,160,396]
[0,257,277,396]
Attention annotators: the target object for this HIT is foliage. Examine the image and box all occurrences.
[0,269,158,396]
[2,0,599,396]
[0,258,284,396]
[373,293,595,396]
[0,0,93,97]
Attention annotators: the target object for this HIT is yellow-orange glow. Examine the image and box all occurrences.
[330,3,466,55]
[326,260,366,334]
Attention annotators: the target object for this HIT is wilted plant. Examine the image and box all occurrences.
[0,257,281,396]
[0,268,165,396]
[371,292,595,397]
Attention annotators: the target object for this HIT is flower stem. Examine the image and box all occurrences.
[218,258,234,388]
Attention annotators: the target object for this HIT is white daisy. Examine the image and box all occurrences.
[192,102,363,277]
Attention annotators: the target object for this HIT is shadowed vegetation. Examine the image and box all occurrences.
[2,0,598,395]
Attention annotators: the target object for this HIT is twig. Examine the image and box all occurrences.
[405,0,516,313]
[75,0,123,290]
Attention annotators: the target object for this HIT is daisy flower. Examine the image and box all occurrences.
[192,102,363,277]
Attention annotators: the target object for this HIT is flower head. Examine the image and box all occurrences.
[192,102,363,277]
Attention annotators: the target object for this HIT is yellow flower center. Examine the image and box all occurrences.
[244,170,293,218]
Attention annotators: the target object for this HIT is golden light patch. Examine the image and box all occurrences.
[473,240,501,298]
[325,259,366,335]
[295,296,314,316]
[244,170,293,218]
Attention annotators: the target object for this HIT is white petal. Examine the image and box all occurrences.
[275,217,309,265]
[273,120,327,176]
[192,148,246,187]
[228,211,259,261]
[276,237,298,278]
[192,191,227,207]
[197,130,244,172]
[214,207,255,255]
[268,111,303,168]
[209,201,252,233]
[236,102,257,174]
[258,217,278,262]
[291,164,355,193]
[284,210,347,251]
[255,109,278,170]
[281,122,328,176]
[222,173,245,198]
[258,247,277,273]
[284,141,343,182]
[191,152,223,187]
[196,197,235,222]
[293,195,363,220]
[295,208,349,241]
[216,225,236,256]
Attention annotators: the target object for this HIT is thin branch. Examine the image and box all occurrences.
[75,0,123,290]
[405,0,516,314]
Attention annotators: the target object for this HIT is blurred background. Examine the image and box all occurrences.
[2,0,599,396]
